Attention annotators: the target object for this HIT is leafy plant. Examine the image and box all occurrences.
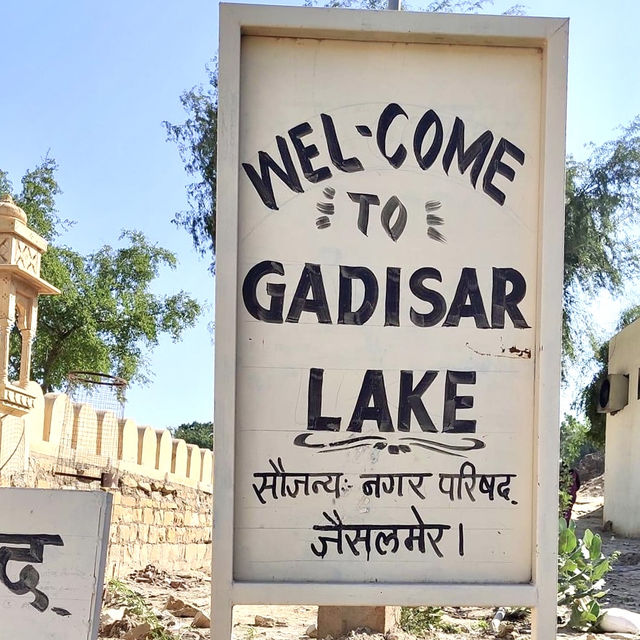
[474,618,489,632]
[106,579,176,640]
[400,606,460,635]
[557,519,619,631]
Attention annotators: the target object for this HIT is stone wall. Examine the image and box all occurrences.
[0,382,213,577]
[108,472,211,577]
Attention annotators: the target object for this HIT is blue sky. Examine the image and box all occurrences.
[2,0,639,428]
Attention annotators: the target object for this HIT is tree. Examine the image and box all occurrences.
[163,0,522,269]
[563,119,640,364]
[170,421,213,450]
[0,159,202,392]
[167,2,640,414]
[560,414,595,467]
[164,64,218,269]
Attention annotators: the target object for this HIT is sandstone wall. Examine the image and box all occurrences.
[0,383,213,577]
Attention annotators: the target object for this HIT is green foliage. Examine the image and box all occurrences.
[400,606,461,635]
[169,12,640,399]
[474,619,489,632]
[171,421,213,450]
[563,119,640,365]
[560,414,594,467]
[557,519,619,631]
[576,339,609,447]
[107,579,176,640]
[0,161,201,392]
[163,63,218,269]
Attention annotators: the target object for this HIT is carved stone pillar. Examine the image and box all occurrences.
[0,316,12,386]
[19,327,35,386]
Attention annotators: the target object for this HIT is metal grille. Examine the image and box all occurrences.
[55,372,127,486]
[0,415,26,479]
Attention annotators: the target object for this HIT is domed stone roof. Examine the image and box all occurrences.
[0,194,28,224]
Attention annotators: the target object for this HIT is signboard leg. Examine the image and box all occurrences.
[317,606,400,637]
[212,601,233,640]
[532,601,557,640]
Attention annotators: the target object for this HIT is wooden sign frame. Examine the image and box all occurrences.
[213,5,567,639]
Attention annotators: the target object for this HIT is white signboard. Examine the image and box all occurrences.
[214,5,567,640]
[0,489,112,640]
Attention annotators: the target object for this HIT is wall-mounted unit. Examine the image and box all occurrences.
[597,374,629,413]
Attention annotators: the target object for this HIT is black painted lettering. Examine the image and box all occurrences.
[380,196,407,242]
[0,534,64,613]
[348,370,393,432]
[347,192,380,236]
[242,260,285,323]
[442,117,494,188]
[321,113,364,173]
[443,268,490,328]
[286,263,332,324]
[413,109,444,170]
[442,370,476,433]
[398,370,438,432]
[482,138,526,206]
[242,137,303,210]
[385,267,401,327]
[491,267,530,329]
[307,368,341,431]
[376,103,408,169]
[409,267,446,327]
[338,266,379,325]
[288,122,332,184]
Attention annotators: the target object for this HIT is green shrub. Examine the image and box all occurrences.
[557,519,619,630]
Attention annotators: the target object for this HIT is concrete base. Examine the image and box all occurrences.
[317,606,401,638]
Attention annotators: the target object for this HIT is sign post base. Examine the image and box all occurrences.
[317,606,401,638]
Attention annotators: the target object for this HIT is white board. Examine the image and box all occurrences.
[0,489,112,640]
[214,5,567,640]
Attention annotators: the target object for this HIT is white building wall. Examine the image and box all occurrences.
[604,318,640,535]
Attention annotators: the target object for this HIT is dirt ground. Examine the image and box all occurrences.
[100,474,640,640]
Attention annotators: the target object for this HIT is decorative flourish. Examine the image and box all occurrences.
[294,432,485,457]
[323,186,336,199]
[316,185,336,229]
[316,216,331,229]
[427,227,446,243]
[425,200,446,243]
[398,436,485,457]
